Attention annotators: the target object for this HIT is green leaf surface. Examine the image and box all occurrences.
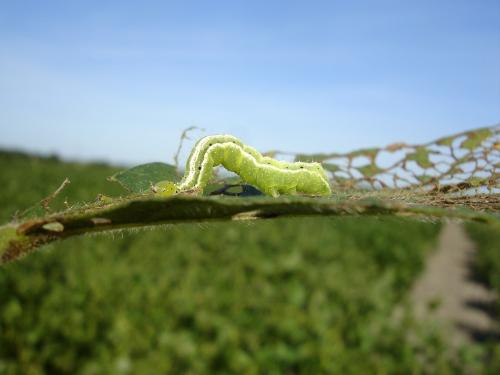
[108,162,180,193]
[2,195,498,265]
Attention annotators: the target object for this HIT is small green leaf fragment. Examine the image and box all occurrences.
[385,143,408,152]
[357,164,384,177]
[416,175,435,184]
[436,136,457,146]
[109,162,180,193]
[407,147,435,169]
[323,163,341,173]
[449,167,465,175]
[225,185,244,194]
[460,129,493,150]
[348,148,380,160]
[466,177,485,187]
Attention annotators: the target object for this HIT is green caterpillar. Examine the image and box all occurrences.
[155,135,331,197]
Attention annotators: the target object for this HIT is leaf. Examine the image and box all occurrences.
[460,129,493,150]
[108,162,180,193]
[357,164,384,177]
[2,195,498,265]
[407,147,435,169]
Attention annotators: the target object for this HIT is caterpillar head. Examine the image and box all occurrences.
[153,180,178,197]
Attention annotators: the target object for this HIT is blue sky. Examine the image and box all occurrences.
[1,0,499,165]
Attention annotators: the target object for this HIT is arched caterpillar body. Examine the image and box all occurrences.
[159,135,331,197]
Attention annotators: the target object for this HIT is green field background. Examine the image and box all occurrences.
[0,150,498,374]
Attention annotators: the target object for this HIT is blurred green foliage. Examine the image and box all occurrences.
[467,223,500,296]
[0,150,492,374]
[466,223,500,370]
[0,150,123,220]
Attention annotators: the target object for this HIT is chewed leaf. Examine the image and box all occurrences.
[109,162,180,193]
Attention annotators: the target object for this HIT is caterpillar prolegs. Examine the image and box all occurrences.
[156,135,331,197]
